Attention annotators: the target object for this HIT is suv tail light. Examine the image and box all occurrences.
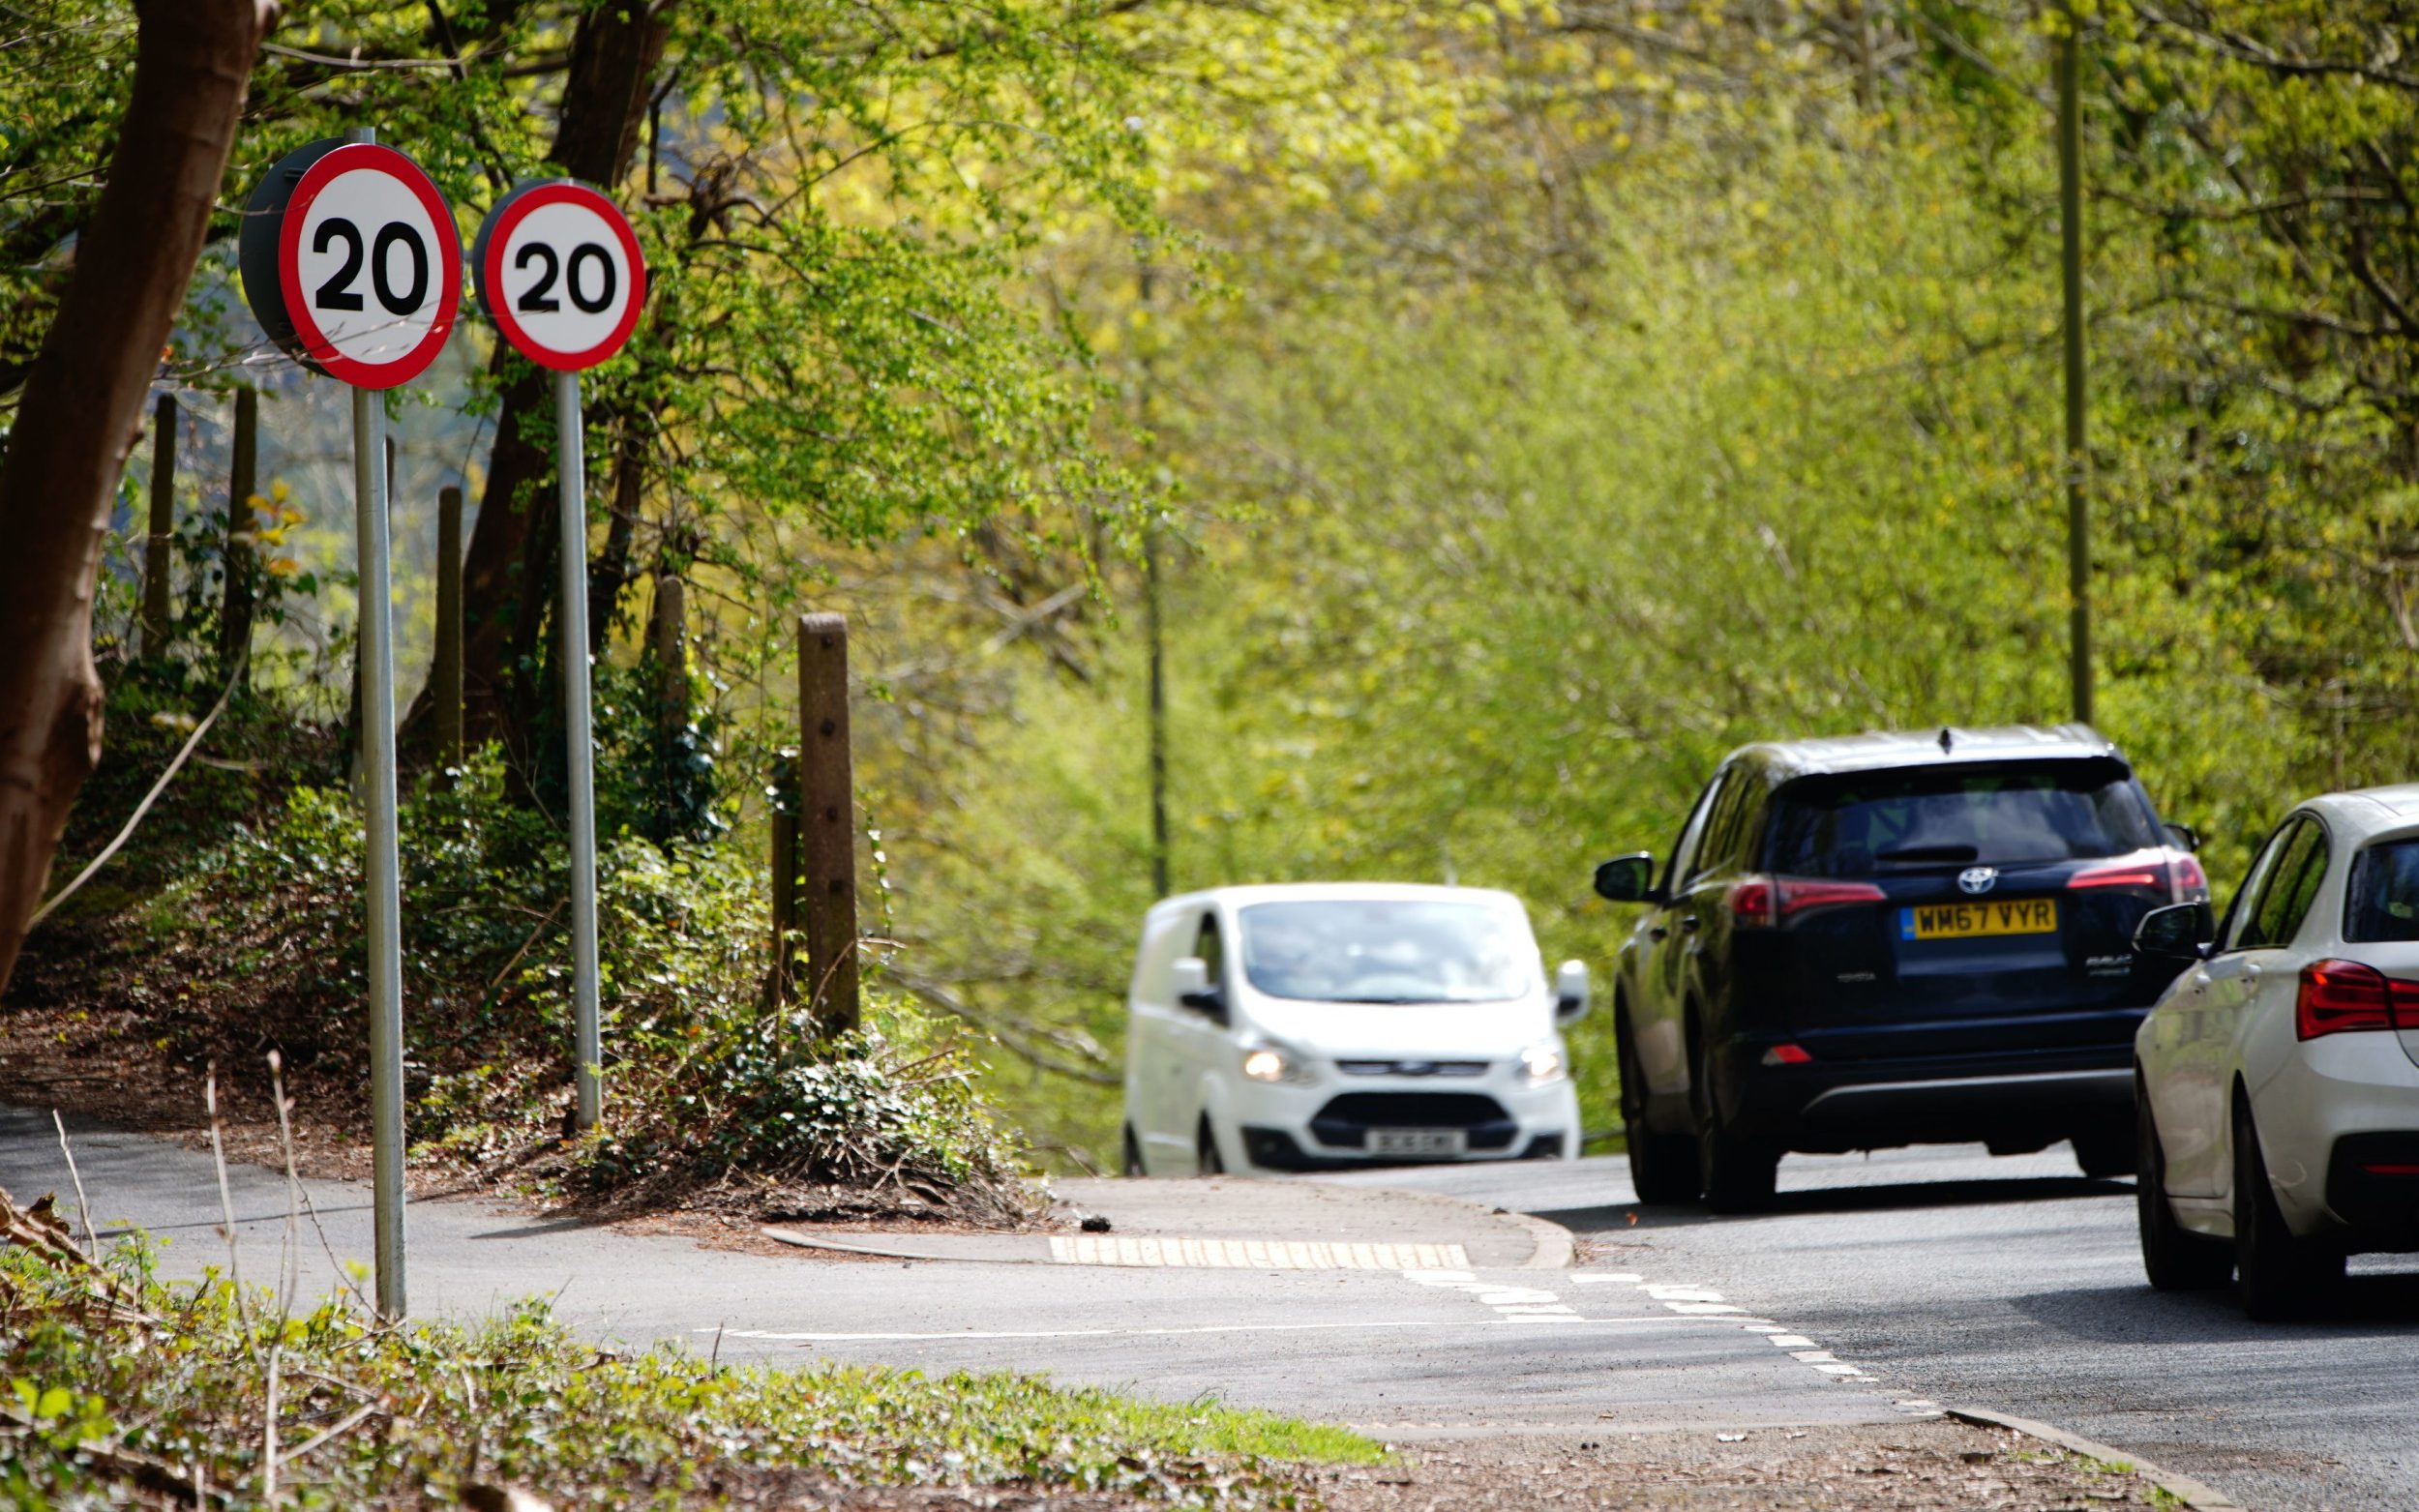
[2066,850,2209,904]
[2296,959,2419,1039]
[1729,875,1887,929]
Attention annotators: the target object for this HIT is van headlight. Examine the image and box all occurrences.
[1519,1042,1568,1085]
[1240,1044,1316,1085]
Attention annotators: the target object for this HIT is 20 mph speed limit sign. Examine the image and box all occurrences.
[240,138,462,388]
[472,181,646,371]
[468,177,646,1139]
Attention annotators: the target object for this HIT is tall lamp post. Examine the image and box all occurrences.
[2058,0,2093,726]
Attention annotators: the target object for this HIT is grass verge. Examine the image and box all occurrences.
[0,1193,1379,1509]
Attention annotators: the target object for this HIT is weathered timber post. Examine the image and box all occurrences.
[433,485,463,765]
[138,394,176,657]
[796,613,859,1037]
[217,384,257,688]
[766,746,799,1020]
[650,571,686,746]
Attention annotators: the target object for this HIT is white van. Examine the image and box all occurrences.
[1120,882,1589,1175]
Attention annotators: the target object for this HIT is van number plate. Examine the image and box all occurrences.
[1370,1129,1467,1156]
[1899,899,2058,941]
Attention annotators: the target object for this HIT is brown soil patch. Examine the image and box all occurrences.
[1319,1421,2177,1511]
[0,1000,1072,1250]
[0,1000,394,1184]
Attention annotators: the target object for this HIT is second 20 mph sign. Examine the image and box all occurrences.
[469,176,645,1139]
[473,180,646,371]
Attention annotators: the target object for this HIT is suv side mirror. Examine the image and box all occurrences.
[2164,821,2201,853]
[1553,960,1591,1023]
[2134,903,2214,964]
[1171,956,1227,1020]
[1593,853,1658,904]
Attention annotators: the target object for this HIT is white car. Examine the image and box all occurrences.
[1120,882,1589,1175]
[2133,786,2419,1317]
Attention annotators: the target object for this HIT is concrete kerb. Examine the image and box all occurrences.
[1945,1406,2249,1512]
[761,1180,1580,1271]
[1503,1207,1575,1269]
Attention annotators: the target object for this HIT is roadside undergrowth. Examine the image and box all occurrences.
[13,746,1040,1227]
[0,1186,1375,1509]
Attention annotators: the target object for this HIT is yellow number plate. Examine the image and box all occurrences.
[1899,899,2058,941]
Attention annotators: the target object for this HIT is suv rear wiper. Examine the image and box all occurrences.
[1875,844,1981,863]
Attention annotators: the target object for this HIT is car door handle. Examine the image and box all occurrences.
[1679,915,1701,934]
[2244,962,2262,979]
[2193,970,2211,987]
[1648,924,1669,941]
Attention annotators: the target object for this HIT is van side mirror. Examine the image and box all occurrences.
[2164,822,2201,853]
[1171,956,1226,1020]
[1592,853,1658,904]
[1554,960,1591,1023]
[2134,903,2214,964]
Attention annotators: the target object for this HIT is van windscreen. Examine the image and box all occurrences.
[1238,901,1532,1004]
[1767,759,2160,879]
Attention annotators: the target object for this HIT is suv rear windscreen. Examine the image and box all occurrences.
[2345,840,2419,943]
[1766,758,2161,879]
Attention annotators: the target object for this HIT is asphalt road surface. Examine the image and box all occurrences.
[0,1105,1918,1444]
[1327,1147,2419,1512]
[7,1104,2415,1507]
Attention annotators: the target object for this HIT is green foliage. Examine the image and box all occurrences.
[0,1236,1374,1508]
[78,748,1031,1211]
[24,0,2419,1181]
[581,1019,1034,1218]
[881,9,2393,1162]
[3,1,1168,620]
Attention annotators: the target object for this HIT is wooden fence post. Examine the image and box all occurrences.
[433,485,463,764]
[796,612,859,1037]
[139,394,176,658]
[650,571,686,744]
[767,748,798,1018]
[217,384,257,688]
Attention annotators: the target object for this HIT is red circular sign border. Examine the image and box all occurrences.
[481,181,647,372]
[276,142,462,389]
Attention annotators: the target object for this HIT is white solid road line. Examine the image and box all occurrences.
[705,1315,1757,1344]
[1047,1236,1472,1269]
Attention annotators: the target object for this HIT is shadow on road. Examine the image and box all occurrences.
[1538,1173,2132,1233]
[2007,1272,2419,1341]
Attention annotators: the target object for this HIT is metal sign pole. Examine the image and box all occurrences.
[347,129,409,1319]
[555,369,603,1129]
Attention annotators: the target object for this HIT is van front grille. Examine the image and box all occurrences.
[1333,1059,1490,1078]
[1309,1092,1517,1150]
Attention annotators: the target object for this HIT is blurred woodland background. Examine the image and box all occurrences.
[10,0,2419,1171]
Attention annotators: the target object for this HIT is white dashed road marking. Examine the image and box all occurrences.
[1401,1264,1888,1388]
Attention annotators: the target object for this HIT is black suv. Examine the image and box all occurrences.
[1593,725,2206,1211]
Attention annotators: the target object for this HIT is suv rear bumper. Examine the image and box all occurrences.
[1720,1045,2135,1153]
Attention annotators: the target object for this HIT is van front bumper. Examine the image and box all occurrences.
[1223,1074,1580,1171]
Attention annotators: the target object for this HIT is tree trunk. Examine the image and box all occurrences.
[0,0,274,995]
[588,423,645,656]
[408,0,671,760]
